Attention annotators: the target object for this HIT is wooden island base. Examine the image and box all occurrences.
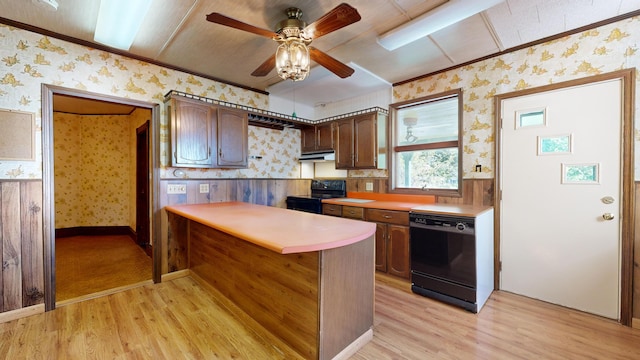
[167,210,375,360]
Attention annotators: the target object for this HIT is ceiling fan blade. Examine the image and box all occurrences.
[206,13,277,38]
[304,3,361,39]
[251,54,276,77]
[309,47,354,78]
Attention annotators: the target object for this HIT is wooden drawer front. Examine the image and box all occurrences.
[366,209,409,226]
[342,206,364,220]
[322,204,342,217]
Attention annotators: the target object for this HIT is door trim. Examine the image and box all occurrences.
[493,69,635,326]
[41,84,162,311]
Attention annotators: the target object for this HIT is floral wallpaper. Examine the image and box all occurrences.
[54,113,131,228]
[2,16,640,181]
[169,126,300,179]
[0,24,301,180]
[394,16,640,179]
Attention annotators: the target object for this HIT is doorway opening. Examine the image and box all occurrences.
[42,84,160,310]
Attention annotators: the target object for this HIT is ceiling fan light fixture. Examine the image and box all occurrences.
[94,0,152,50]
[276,39,310,82]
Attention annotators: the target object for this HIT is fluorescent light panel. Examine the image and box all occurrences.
[377,0,505,51]
[94,0,152,50]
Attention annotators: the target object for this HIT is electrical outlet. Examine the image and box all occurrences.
[167,184,186,194]
[365,182,373,191]
[199,183,210,193]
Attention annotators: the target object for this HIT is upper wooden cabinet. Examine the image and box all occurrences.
[170,95,216,167]
[301,126,316,153]
[301,122,334,154]
[168,95,248,168]
[217,107,248,168]
[335,113,377,169]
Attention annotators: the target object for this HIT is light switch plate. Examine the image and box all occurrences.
[199,183,209,193]
[365,182,373,191]
[167,184,186,194]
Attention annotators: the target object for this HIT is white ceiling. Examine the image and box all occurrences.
[2,0,640,109]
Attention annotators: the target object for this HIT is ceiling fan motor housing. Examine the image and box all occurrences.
[276,7,307,40]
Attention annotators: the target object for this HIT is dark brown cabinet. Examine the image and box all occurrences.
[170,96,215,167]
[316,122,334,151]
[335,114,377,169]
[301,126,316,153]
[366,209,410,279]
[322,203,343,217]
[301,122,334,153]
[321,203,410,279]
[217,107,248,168]
[168,95,248,168]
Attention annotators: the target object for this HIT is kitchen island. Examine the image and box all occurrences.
[164,202,376,360]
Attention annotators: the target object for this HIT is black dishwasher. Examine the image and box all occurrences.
[409,211,493,313]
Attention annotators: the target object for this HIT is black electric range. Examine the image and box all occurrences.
[286,179,347,214]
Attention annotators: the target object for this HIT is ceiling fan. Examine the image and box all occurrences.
[206,3,361,81]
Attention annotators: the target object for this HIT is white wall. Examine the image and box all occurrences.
[268,94,315,120]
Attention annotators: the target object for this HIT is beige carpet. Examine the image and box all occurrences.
[55,235,152,301]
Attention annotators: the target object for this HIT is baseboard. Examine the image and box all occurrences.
[0,304,44,324]
[55,226,134,238]
[56,280,153,308]
[633,317,640,329]
[161,269,190,282]
[330,328,373,360]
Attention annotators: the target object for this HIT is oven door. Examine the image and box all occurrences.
[285,196,322,214]
[410,221,476,289]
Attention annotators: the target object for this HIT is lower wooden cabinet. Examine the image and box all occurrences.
[367,209,410,279]
[322,204,342,217]
[322,204,411,279]
[386,224,410,278]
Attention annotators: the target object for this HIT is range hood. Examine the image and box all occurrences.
[298,151,335,162]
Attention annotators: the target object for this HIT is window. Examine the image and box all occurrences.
[389,89,462,195]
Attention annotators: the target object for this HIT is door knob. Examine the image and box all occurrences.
[602,213,615,221]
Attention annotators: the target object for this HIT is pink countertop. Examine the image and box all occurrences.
[410,204,493,217]
[323,192,492,217]
[165,202,376,255]
[322,198,427,211]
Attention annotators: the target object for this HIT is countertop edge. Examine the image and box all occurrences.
[165,202,376,254]
[322,198,493,217]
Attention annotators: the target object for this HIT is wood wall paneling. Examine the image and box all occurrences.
[20,181,44,307]
[160,179,312,274]
[0,181,44,314]
[345,178,493,207]
[166,212,189,273]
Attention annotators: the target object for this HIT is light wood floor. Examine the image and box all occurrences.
[2,273,639,359]
[56,235,152,302]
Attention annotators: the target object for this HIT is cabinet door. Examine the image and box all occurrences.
[387,224,410,279]
[375,222,387,272]
[316,122,334,151]
[335,118,354,169]
[301,126,317,153]
[217,107,248,168]
[171,98,214,167]
[354,114,376,168]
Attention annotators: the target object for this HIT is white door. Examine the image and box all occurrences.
[500,79,621,319]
